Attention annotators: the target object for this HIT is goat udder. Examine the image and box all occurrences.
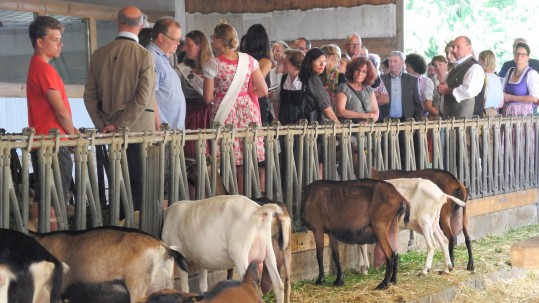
[248,233,267,270]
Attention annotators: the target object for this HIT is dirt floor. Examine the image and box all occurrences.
[266,224,539,303]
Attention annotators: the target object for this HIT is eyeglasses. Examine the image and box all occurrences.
[210,35,221,41]
[514,52,529,57]
[161,32,181,44]
[313,60,327,65]
[346,43,361,47]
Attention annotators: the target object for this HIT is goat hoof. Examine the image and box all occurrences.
[315,277,324,285]
[375,281,389,290]
[333,279,344,286]
[467,262,475,271]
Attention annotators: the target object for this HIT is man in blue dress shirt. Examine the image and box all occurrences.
[147,17,186,130]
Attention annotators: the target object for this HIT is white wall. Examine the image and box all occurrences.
[0,98,93,134]
[185,4,396,41]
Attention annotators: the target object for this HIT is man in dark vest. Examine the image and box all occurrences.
[437,36,485,119]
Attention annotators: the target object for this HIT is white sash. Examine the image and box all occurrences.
[177,63,204,95]
[213,52,249,124]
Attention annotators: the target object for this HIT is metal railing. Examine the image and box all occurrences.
[1,116,537,235]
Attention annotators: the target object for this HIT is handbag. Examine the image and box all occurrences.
[302,81,323,124]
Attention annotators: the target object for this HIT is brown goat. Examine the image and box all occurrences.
[136,289,203,303]
[301,179,410,289]
[371,168,474,271]
[31,226,188,303]
[138,261,263,303]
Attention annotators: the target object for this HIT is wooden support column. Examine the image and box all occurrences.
[88,17,97,55]
[396,0,404,51]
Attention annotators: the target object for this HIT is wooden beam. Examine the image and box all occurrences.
[0,0,170,21]
[291,230,329,254]
[396,0,404,51]
[0,82,84,98]
[465,189,537,217]
[186,0,396,14]
[88,17,98,54]
[0,0,116,20]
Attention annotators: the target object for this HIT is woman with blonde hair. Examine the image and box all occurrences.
[203,22,268,193]
[478,50,503,117]
[177,30,214,157]
[320,44,345,108]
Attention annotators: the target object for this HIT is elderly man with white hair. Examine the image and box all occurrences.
[380,50,423,122]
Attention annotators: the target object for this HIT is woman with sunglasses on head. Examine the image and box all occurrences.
[298,48,340,124]
[176,30,214,157]
[203,22,268,194]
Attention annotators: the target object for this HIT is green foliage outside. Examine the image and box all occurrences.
[404,0,538,72]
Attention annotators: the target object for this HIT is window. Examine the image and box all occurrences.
[46,14,89,85]
[0,9,35,83]
[0,10,90,85]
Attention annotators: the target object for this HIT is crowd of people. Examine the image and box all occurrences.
[26,6,539,227]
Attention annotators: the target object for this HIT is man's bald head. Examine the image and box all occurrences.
[452,35,472,60]
[118,6,145,33]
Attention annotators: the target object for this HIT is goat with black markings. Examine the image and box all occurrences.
[0,228,65,303]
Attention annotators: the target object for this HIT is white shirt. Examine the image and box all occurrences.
[484,72,504,109]
[117,31,139,42]
[274,73,302,102]
[423,76,434,100]
[452,55,486,103]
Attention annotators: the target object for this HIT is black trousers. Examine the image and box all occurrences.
[126,143,143,212]
[31,147,73,203]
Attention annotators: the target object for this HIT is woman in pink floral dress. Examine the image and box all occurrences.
[203,23,268,193]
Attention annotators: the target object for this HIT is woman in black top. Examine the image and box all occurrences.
[239,24,275,124]
[298,48,340,124]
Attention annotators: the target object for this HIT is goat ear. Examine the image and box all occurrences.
[186,295,205,302]
[61,262,70,274]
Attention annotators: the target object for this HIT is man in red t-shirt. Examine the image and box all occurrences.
[27,16,77,231]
